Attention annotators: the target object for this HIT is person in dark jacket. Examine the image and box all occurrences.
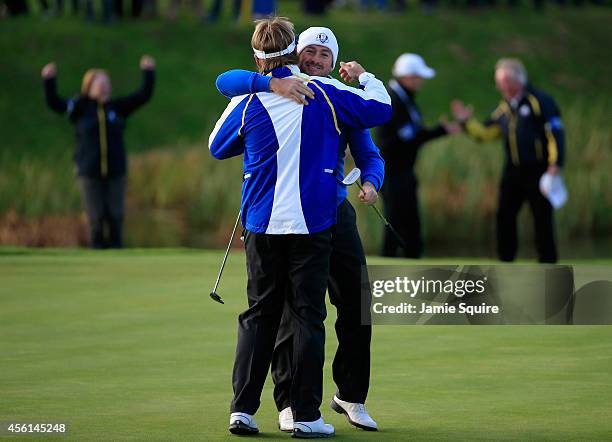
[376,53,460,258]
[41,56,155,248]
[452,58,565,263]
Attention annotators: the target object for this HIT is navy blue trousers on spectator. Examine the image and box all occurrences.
[497,165,558,263]
[381,170,423,259]
[78,176,126,249]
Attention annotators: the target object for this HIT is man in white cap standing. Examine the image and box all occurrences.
[215,26,384,433]
[376,53,460,259]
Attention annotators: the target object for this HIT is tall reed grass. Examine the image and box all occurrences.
[1,102,610,253]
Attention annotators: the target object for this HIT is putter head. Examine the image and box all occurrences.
[210,291,225,304]
[342,167,361,186]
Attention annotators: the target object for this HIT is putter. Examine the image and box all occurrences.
[341,168,409,250]
[210,210,241,304]
[342,167,362,186]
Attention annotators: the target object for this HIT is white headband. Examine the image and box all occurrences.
[252,40,296,60]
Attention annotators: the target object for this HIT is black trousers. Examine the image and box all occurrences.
[231,229,332,422]
[271,200,372,411]
[381,170,423,258]
[497,165,558,263]
[78,176,126,249]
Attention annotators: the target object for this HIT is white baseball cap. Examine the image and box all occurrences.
[297,27,339,69]
[392,53,435,79]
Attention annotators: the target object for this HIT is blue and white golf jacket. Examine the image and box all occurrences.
[209,65,391,235]
[215,69,386,208]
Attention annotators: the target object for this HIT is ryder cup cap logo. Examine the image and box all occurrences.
[316,33,329,44]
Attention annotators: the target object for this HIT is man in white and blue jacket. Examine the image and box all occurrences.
[215,26,384,433]
[208,18,391,438]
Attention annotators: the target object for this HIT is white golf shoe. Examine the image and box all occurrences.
[330,395,378,431]
[292,416,335,438]
[229,412,259,435]
[279,407,294,432]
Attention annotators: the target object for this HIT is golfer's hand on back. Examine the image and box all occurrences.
[339,61,366,83]
[359,182,378,206]
[41,62,57,79]
[270,78,314,105]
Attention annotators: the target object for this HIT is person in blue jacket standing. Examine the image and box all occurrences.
[209,18,390,438]
[215,26,383,433]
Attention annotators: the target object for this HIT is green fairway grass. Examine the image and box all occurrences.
[1,249,611,440]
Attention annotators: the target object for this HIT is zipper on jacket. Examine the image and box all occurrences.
[97,103,108,177]
[508,112,520,166]
[535,139,543,161]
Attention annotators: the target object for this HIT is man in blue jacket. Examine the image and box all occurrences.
[209,18,391,438]
[215,26,384,433]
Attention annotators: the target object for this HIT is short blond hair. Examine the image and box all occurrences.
[81,69,108,96]
[495,58,527,85]
[251,17,298,73]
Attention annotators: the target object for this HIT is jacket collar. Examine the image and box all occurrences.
[267,65,300,79]
[389,79,415,105]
